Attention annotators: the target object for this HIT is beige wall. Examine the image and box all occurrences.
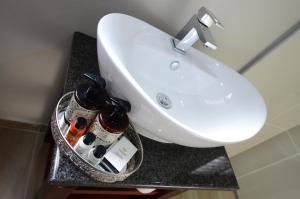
[171,190,236,199]
[230,125,300,199]
[0,0,299,124]
[226,30,300,157]
[171,125,300,199]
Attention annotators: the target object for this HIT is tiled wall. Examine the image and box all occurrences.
[226,30,300,157]
[230,124,300,199]
[171,125,300,199]
[0,121,49,199]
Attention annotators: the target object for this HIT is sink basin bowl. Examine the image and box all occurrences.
[97,13,267,147]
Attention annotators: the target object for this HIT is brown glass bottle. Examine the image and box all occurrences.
[88,98,131,146]
[65,117,87,146]
[101,104,129,131]
[64,73,108,125]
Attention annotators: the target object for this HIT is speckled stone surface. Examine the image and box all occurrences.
[48,32,239,190]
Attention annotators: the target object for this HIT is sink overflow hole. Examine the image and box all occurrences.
[156,93,172,109]
[170,61,180,71]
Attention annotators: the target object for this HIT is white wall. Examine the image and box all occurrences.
[0,0,299,124]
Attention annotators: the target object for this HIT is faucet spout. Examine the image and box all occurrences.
[172,7,223,53]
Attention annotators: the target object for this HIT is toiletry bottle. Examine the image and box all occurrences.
[87,145,107,166]
[74,132,96,155]
[65,117,87,146]
[88,97,131,146]
[64,73,108,125]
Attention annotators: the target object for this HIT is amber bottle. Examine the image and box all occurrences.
[88,97,131,146]
[65,117,87,146]
[64,73,108,125]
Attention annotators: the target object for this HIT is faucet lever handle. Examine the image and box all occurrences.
[197,7,224,29]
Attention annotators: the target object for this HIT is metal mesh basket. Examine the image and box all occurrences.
[51,92,144,182]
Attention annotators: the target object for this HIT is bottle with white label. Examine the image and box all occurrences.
[74,132,96,156]
[87,145,106,166]
[88,97,131,146]
[64,73,108,126]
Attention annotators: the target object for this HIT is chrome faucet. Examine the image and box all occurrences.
[172,7,224,53]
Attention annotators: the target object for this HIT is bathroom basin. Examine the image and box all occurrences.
[97,13,267,147]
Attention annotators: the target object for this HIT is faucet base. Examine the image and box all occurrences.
[170,38,186,55]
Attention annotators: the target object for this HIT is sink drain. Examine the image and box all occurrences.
[156,93,172,109]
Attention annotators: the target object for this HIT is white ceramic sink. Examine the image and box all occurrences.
[97,13,267,147]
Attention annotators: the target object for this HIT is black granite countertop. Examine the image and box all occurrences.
[48,32,239,190]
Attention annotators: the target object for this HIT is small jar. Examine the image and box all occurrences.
[65,117,87,146]
[87,145,107,166]
[74,132,96,155]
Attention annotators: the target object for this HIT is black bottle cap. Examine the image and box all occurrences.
[74,117,87,129]
[75,73,109,110]
[93,145,107,158]
[82,73,106,89]
[110,97,131,113]
[109,97,130,123]
[83,132,96,145]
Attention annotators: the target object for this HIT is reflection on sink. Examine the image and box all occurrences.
[97,13,267,147]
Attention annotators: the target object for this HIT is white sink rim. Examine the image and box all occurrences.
[97,13,267,147]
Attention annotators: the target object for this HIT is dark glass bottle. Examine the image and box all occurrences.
[64,73,108,125]
[88,97,131,146]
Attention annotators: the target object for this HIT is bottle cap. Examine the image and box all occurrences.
[109,97,131,123]
[93,145,107,158]
[82,73,106,89]
[110,97,131,113]
[75,73,109,110]
[74,117,87,129]
[83,132,96,145]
